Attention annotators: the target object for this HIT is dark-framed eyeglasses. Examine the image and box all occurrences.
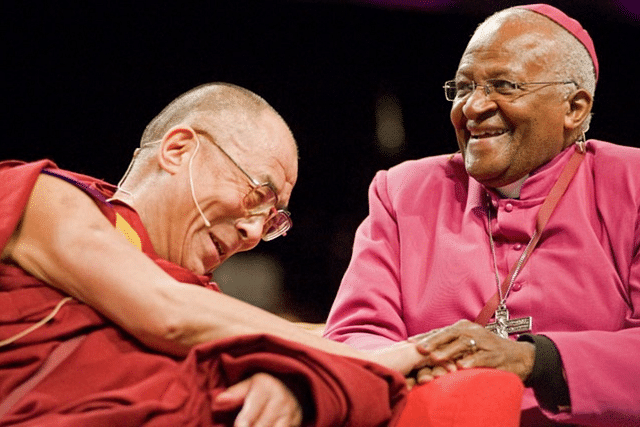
[443,78,577,102]
[196,130,292,241]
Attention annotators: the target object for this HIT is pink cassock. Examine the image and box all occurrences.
[324,140,640,426]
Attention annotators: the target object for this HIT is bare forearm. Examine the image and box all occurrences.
[157,282,367,358]
[8,175,364,359]
[7,174,422,373]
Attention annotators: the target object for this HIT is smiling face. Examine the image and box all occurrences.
[159,110,298,275]
[450,14,575,188]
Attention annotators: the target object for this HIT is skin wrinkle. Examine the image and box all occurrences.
[114,100,298,276]
[3,83,450,427]
[406,8,593,389]
[451,15,584,189]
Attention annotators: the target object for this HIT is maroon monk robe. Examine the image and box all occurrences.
[0,160,408,427]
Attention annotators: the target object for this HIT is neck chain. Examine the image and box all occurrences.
[476,148,586,336]
[486,200,538,305]
[485,199,536,338]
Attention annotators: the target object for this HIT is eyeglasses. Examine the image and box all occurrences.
[443,78,577,102]
[195,130,292,241]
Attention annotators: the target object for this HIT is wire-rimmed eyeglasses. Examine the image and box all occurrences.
[195,130,292,241]
[443,78,577,102]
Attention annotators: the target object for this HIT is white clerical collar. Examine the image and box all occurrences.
[496,175,529,199]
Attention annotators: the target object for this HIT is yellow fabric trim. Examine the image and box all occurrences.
[0,212,143,347]
[0,207,143,347]
[115,212,142,251]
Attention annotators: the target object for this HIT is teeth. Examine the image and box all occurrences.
[470,129,505,137]
[210,234,225,256]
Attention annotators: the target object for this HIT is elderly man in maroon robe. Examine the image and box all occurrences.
[0,82,445,427]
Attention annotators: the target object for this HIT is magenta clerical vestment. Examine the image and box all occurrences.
[324,140,640,426]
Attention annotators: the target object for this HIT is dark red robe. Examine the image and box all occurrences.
[0,160,407,426]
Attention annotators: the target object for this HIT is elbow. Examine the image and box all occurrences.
[136,292,203,356]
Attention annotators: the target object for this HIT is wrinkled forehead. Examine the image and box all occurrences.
[236,110,297,179]
[250,114,298,208]
[205,109,298,205]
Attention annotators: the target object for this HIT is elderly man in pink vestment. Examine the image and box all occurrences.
[324,4,640,426]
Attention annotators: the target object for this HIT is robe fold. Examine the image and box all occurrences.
[0,160,407,427]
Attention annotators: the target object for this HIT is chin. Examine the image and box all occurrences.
[181,255,209,276]
[464,153,510,180]
[466,167,509,188]
[206,262,221,275]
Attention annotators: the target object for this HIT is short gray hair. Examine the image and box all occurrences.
[140,82,275,146]
[478,8,596,134]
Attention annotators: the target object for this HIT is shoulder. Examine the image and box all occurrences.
[372,153,467,196]
[0,159,57,179]
[588,139,640,164]
[369,153,469,208]
[588,140,640,187]
[586,140,640,215]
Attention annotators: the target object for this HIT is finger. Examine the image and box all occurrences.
[272,417,301,427]
[455,338,502,370]
[429,336,479,363]
[417,320,485,351]
[431,365,450,379]
[236,374,303,427]
[456,338,534,381]
[456,352,481,370]
[257,383,302,427]
[214,379,251,412]
[416,366,435,384]
[255,402,302,427]
[406,377,417,389]
[251,394,302,427]
[414,321,474,352]
[414,329,457,352]
[408,328,440,347]
[234,382,268,427]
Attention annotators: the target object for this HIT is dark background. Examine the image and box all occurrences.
[4,0,639,321]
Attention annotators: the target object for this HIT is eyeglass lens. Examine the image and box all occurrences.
[243,185,278,213]
[243,185,291,240]
[263,211,292,241]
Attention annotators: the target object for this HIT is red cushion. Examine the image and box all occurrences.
[395,369,524,427]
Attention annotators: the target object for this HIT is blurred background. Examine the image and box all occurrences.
[4,0,639,322]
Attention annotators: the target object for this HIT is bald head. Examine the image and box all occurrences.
[115,83,299,272]
[142,83,283,145]
[119,82,298,193]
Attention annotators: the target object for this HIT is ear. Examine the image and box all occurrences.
[156,126,197,174]
[564,88,593,133]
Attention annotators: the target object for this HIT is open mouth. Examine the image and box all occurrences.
[469,129,507,139]
[209,233,226,257]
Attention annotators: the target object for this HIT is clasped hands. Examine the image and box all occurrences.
[376,319,536,388]
[209,319,536,427]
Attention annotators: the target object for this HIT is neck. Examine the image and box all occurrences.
[495,175,528,198]
[112,172,174,262]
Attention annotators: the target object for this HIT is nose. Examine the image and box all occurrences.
[460,85,496,119]
[235,216,265,248]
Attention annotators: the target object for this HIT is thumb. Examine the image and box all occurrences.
[213,378,252,411]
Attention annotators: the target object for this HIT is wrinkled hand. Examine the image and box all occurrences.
[409,320,535,384]
[214,373,303,427]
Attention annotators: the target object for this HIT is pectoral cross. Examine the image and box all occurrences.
[485,304,532,339]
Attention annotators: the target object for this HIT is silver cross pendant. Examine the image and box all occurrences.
[486,304,532,339]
